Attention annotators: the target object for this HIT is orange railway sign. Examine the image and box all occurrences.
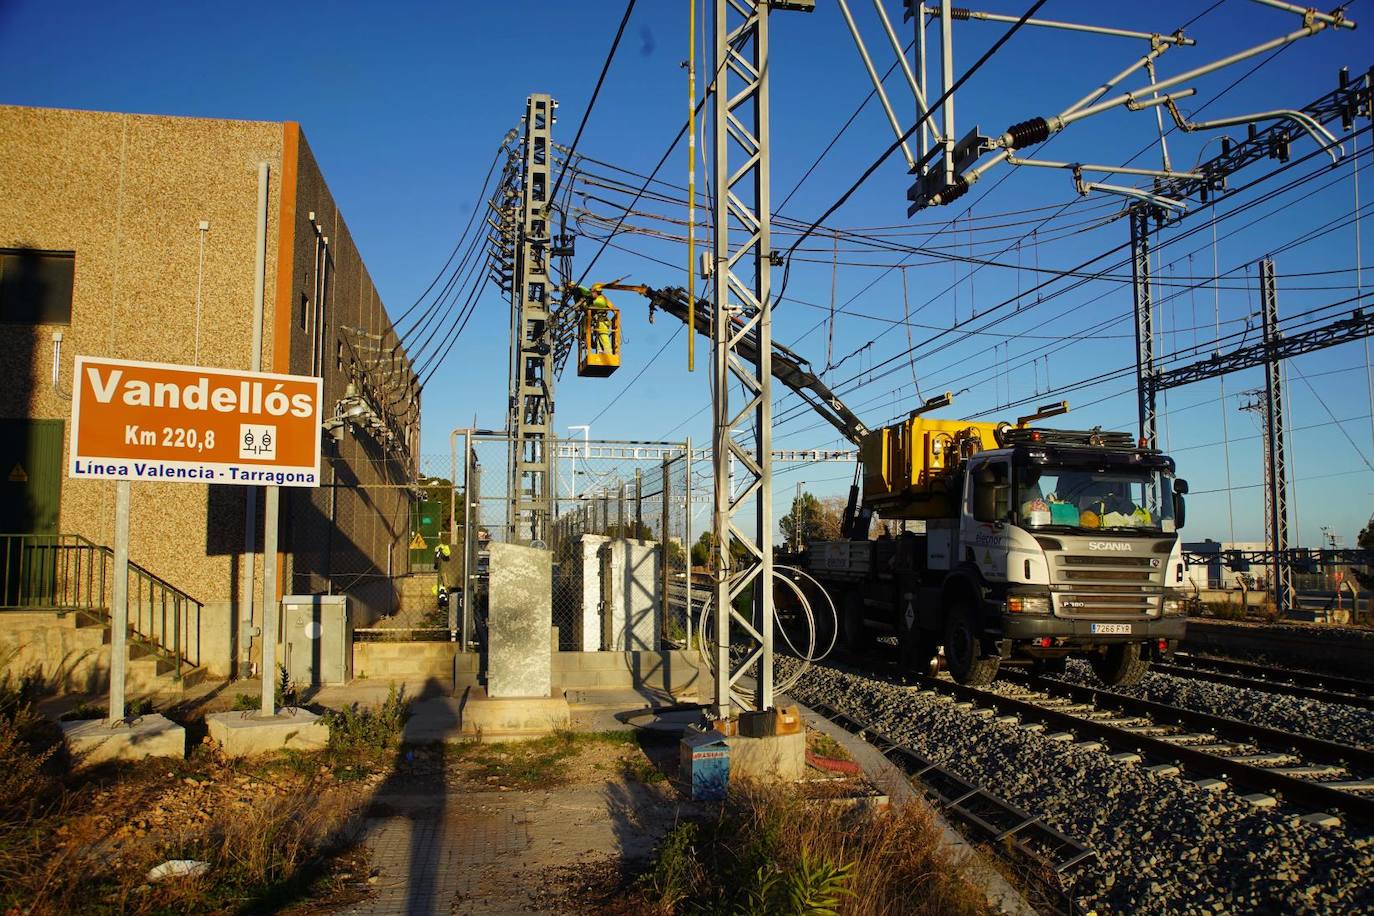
[69,356,323,487]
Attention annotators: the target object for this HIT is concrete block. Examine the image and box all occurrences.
[1072,740,1104,752]
[206,708,330,756]
[487,543,552,698]
[1298,812,1342,827]
[62,714,186,765]
[454,686,570,740]
[1193,778,1227,792]
[1110,751,1143,764]
[1046,731,1075,743]
[1145,763,1180,777]
[1242,793,1277,808]
[726,731,806,783]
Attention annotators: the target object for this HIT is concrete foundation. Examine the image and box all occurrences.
[61,713,186,765]
[454,686,570,741]
[487,543,553,698]
[726,731,807,783]
[206,708,330,756]
[608,539,660,651]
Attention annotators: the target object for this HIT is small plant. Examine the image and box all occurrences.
[276,664,299,708]
[322,684,409,755]
[779,852,855,915]
[232,692,258,712]
[640,821,702,910]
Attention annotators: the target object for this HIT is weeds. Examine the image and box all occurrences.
[808,732,849,761]
[635,782,988,915]
[621,755,666,784]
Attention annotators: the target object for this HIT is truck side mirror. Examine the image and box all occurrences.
[1174,478,1189,495]
[1173,492,1187,530]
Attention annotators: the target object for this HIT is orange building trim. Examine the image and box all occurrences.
[273,121,300,375]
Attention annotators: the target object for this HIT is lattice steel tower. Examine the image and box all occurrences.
[507,94,557,545]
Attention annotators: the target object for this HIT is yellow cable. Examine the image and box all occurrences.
[687,0,697,372]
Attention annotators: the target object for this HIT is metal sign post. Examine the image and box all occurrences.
[106,479,131,724]
[260,485,280,716]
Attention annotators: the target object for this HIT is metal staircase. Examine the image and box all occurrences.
[0,533,205,686]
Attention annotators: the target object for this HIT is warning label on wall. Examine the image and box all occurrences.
[69,356,323,488]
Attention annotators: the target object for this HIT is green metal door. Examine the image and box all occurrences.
[409,499,443,571]
[0,419,63,534]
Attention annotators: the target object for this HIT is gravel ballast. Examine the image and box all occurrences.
[1054,659,1374,750]
[783,658,1374,914]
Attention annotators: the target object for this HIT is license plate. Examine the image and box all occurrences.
[1091,623,1132,635]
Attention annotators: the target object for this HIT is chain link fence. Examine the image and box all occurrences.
[453,435,704,652]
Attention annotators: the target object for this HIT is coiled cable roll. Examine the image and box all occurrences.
[693,564,838,710]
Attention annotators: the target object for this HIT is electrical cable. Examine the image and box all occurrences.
[548,0,637,207]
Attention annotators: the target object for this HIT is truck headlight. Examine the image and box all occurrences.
[1163,596,1185,616]
[1007,595,1050,613]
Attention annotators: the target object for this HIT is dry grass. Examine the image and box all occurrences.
[0,668,396,914]
[636,781,990,915]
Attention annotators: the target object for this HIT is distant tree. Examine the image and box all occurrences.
[690,530,750,568]
[1355,517,1374,590]
[780,491,843,549]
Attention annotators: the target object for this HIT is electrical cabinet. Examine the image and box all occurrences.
[282,595,352,687]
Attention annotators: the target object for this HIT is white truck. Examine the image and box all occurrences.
[808,415,1190,686]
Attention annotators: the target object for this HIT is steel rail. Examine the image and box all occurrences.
[912,674,1374,826]
[803,699,1093,916]
[1016,671,1374,771]
[1154,655,1374,711]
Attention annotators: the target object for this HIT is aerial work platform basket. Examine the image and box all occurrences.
[578,305,621,377]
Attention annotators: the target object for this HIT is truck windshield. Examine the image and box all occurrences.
[1016,465,1176,533]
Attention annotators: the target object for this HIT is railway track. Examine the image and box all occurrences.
[912,670,1374,826]
[802,699,1094,916]
[1155,653,1374,710]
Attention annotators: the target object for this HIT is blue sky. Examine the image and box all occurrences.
[2,1,1372,547]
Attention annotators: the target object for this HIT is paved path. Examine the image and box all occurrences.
[338,781,678,915]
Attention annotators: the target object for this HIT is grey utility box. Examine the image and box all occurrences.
[282,595,353,687]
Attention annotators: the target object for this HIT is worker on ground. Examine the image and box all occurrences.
[568,282,615,354]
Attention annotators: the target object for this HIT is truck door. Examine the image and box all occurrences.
[962,457,1011,582]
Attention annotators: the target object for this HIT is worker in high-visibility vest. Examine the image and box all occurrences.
[570,283,614,354]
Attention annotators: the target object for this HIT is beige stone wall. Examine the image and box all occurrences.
[0,105,418,671]
[0,105,285,624]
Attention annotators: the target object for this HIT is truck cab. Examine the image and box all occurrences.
[941,434,1188,684]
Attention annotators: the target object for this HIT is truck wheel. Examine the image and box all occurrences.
[840,590,874,654]
[1091,643,1150,687]
[943,605,1000,686]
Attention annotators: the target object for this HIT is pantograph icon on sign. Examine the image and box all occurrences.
[240,424,277,461]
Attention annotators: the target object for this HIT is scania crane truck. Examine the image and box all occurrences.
[576,284,1190,687]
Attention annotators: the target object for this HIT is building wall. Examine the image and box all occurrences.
[0,105,417,676]
[279,131,417,624]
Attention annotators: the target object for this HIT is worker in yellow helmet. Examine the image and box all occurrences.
[569,283,614,354]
